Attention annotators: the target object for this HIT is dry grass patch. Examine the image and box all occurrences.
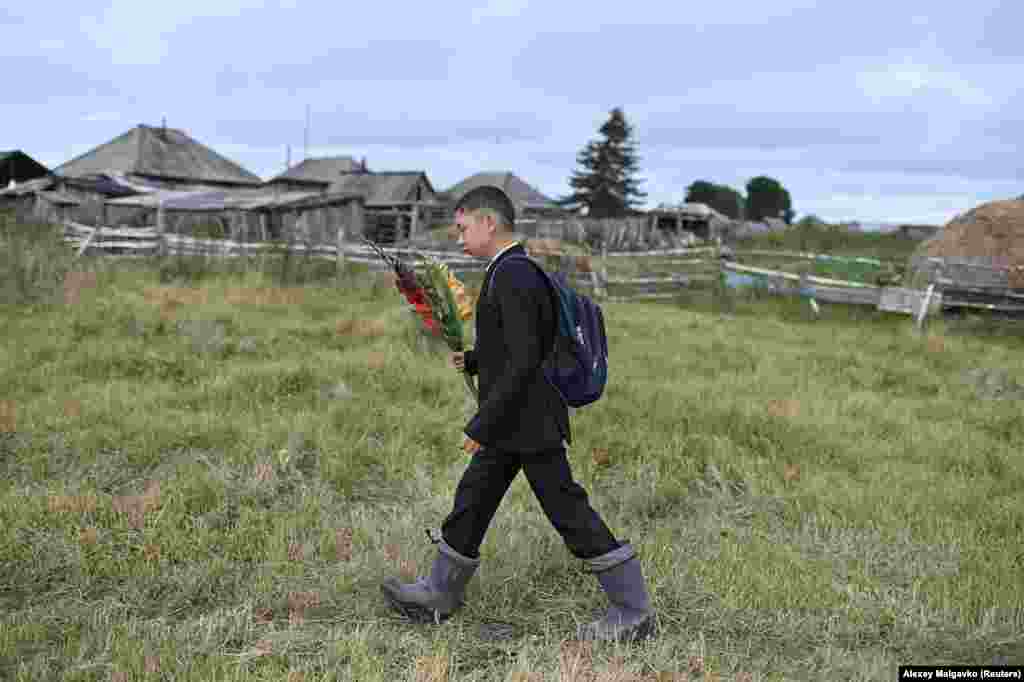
[926,334,946,354]
[63,270,97,305]
[382,542,418,581]
[63,399,82,418]
[366,350,388,369]
[110,480,161,530]
[559,640,594,682]
[48,494,98,514]
[415,655,450,682]
[287,590,320,627]
[142,542,161,563]
[336,317,389,338]
[511,673,543,682]
[223,287,306,306]
[79,526,98,545]
[0,399,16,432]
[142,285,210,307]
[253,461,276,484]
[766,398,801,419]
[335,528,354,561]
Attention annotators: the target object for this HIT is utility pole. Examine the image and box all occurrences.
[304,104,310,161]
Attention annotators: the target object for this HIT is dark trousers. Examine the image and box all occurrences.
[441,445,620,561]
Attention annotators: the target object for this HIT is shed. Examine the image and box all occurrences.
[328,171,439,243]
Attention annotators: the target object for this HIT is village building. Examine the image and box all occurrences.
[440,171,568,223]
[266,156,366,191]
[329,170,438,243]
[1,151,50,188]
[646,203,727,243]
[267,156,441,244]
[2,125,368,252]
[1,124,267,227]
[55,123,263,190]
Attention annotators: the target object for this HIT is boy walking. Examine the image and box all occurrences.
[381,186,656,642]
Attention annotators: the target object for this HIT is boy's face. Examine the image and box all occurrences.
[455,208,494,258]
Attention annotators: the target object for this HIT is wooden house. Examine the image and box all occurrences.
[440,171,567,224]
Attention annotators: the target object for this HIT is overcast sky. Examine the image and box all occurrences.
[3,1,1021,226]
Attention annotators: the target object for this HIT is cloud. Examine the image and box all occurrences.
[855,61,992,107]
[470,0,531,23]
[82,112,122,123]
[639,116,885,151]
[211,109,553,150]
[240,41,457,91]
[843,154,1023,183]
[0,56,121,98]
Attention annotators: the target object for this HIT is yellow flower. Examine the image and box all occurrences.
[448,271,474,321]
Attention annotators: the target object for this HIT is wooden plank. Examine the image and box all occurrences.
[605,275,690,285]
[72,240,160,250]
[733,249,891,265]
[878,287,943,315]
[602,246,718,258]
[605,292,682,302]
[935,281,1024,301]
[76,224,100,257]
[878,287,917,314]
[724,261,880,289]
[64,221,158,239]
[802,284,882,306]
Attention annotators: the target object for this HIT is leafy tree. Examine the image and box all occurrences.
[745,176,794,223]
[685,180,744,220]
[559,107,647,218]
[795,214,826,227]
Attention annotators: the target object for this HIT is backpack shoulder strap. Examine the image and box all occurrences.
[486,254,547,302]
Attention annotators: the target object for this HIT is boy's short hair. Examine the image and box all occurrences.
[454,186,516,231]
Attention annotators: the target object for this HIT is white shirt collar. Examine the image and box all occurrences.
[488,240,521,269]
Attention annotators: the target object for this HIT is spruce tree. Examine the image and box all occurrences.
[559,108,647,218]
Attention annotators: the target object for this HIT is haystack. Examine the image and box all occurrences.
[909,199,1024,289]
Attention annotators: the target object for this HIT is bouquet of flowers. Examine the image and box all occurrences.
[362,238,477,401]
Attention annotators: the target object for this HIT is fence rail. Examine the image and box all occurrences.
[55,220,1024,321]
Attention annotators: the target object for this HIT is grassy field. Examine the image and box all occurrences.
[1,219,1023,681]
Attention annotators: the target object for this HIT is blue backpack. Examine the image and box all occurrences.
[487,255,609,408]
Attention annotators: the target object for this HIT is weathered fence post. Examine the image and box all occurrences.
[338,197,364,280]
[598,241,608,299]
[799,271,819,317]
[336,201,349,281]
[156,199,166,258]
[76,223,100,259]
[916,283,936,332]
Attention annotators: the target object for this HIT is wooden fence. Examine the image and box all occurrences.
[60,221,1024,323]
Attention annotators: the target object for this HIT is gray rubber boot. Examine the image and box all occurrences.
[381,529,481,623]
[576,542,657,643]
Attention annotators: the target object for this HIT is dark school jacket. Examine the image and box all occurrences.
[462,243,571,453]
